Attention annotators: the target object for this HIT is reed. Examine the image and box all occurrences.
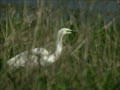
[0,1,120,90]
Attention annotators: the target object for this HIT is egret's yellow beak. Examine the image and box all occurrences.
[67,29,72,34]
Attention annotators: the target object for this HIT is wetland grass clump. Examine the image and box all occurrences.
[0,1,120,90]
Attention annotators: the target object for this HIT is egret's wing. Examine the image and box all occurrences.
[8,52,40,68]
[7,48,49,68]
[31,48,49,55]
[7,51,28,68]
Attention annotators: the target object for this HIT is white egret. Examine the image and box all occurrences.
[7,28,74,68]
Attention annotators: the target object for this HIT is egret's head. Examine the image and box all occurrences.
[59,28,72,35]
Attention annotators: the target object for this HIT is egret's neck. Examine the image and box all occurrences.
[55,33,64,59]
[46,32,64,64]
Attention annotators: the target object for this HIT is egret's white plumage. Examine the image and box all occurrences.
[7,28,73,68]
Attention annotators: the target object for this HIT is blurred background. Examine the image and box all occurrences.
[0,0,120,90]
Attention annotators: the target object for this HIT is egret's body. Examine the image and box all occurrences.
[7,28,73,68]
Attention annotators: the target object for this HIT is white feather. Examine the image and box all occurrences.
[7,28,72,68]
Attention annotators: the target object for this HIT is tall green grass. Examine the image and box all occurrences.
[0,2,120,90]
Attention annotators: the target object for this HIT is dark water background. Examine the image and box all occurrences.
[0,0,120,22]
[0,0,119,13]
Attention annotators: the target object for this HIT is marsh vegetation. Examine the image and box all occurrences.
[0,1,120,90]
